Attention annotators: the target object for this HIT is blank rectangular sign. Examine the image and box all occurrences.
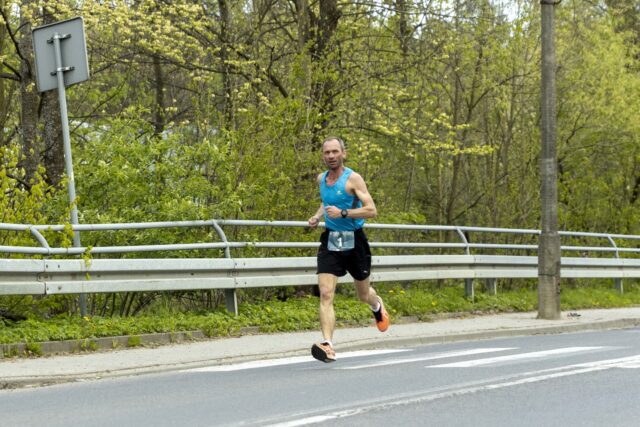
[32,17,90,93]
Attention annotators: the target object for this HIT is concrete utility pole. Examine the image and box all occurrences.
[538,0,561,320]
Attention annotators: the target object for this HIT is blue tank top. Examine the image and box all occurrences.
[319,167,365,231]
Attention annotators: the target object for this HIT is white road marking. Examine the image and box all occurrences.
[579,354,640,369]
[267,415,335,427]
[429,346,606,367]
[263,353,640,427]
[183,349,410,372]
[337,347,516,370]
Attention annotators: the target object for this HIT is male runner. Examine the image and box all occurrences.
[308,136,389,363]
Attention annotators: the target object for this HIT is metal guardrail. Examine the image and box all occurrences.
[2,220,640,313]
[3,219,640,256]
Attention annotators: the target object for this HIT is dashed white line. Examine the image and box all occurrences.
[429,346,606,367]
[263,353,640,427]
[183,349,410,372]
[337,347,516,370]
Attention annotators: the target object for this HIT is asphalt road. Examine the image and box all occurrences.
[2,328,640,427]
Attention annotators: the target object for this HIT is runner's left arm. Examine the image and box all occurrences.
[345,173,377,219]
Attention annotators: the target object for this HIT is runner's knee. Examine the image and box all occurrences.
[319,285,335,305]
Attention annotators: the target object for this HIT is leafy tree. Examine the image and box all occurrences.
[2,0,640,316]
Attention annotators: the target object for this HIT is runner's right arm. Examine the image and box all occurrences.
[309,173,325,228]
[308,204,324,229]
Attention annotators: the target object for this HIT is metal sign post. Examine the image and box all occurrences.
[32,17,90,316]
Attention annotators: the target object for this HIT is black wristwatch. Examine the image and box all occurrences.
[341,209,348,218]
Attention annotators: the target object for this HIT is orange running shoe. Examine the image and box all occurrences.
[311,342,336,363]
[373,297,390,332]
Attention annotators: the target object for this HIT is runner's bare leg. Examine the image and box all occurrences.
[318,273,338,341]
[355,278,380,308]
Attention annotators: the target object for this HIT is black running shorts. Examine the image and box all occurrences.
[316,228,372,281]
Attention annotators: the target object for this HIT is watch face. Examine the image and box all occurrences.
[341,209,348,218]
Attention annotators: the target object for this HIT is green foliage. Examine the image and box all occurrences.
[0,145,73,320]
[381,284,536,317]
[127,336,141,347]
[2,0,640,320]
[80,339,98,352]
[24,342,42,357]
[0,145,58,231]
[554,5,640,234]
[1,0,638,235]
[560,283,640,309]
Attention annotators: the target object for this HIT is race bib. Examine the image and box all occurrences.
[328,231,355,251]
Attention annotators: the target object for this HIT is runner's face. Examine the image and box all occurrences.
[322,140,345,170]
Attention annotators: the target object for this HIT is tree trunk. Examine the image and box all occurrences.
[309,0,341,134]
[218,0,235,130]
[18,2,39,188]
[0,0,6,144]
[41,90,64,187]
[152,54,165,135]
[297,0,310,51]
[40,7,64,187]
[396,0,410,56]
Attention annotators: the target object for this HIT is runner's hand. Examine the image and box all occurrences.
[308,216,320,228]
[325,206,341,218]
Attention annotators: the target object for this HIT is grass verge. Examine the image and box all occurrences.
[1,283,640,348]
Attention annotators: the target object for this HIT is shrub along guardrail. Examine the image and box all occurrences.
[2,220,640,314]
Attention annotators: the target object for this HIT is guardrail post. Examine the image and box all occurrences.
[615,278,623,294]
[485,278,497,295]
[464,278,474,300]
[457,226,474,300]
[224,289,238,314]
[605,235,623,295]
[455,227,471,255]
[210,220,238,315]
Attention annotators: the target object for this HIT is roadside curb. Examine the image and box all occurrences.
[1,326,264,358]
[0,330,207,359]
[0,316,438,359]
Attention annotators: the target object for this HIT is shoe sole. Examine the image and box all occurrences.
[311,344,336,363]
